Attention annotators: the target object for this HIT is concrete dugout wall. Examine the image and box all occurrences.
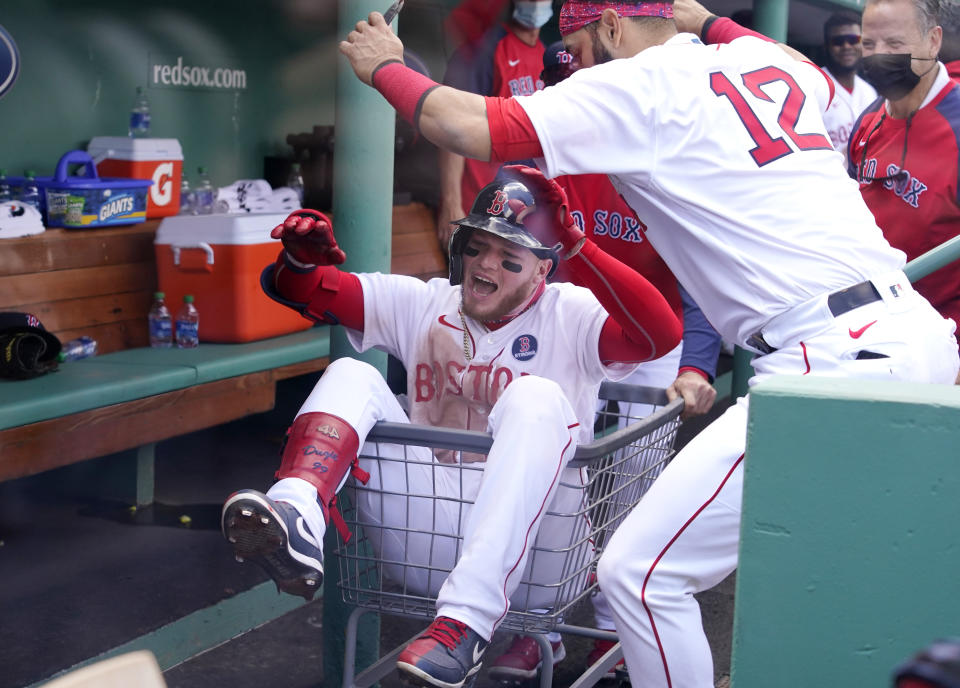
[734,375,960,686]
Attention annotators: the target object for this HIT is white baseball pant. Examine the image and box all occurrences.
[597,280,959,688]
[269,357,585,642]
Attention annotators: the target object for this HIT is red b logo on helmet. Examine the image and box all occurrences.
[486,190,508,215]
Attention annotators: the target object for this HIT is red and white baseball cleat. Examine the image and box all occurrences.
[487,634,566,682]
[585,637,627,679]
[396,616,488,688]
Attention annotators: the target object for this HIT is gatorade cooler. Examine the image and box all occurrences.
[87,137,183,219]
[154,213,312,342]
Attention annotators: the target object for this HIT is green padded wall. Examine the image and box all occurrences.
[735,375,960,686]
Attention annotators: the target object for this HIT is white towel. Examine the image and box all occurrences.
[0,201,45,238]
[213,180,302,214]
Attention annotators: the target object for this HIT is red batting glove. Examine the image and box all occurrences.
[501,164,586,259]
[270,210,346,266]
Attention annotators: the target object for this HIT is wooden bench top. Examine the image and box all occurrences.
[0,326,331,431]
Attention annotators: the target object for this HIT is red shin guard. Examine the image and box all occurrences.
[275,412,369,541]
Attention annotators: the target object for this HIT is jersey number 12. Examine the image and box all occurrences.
[709,66,832,167]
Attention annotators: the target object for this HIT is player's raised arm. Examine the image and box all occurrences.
[339,11,495,160]
[673,0,809,62]
[261,211,365,331]
[503,166,682,363]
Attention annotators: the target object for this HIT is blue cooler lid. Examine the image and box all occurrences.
[51,150,152,190]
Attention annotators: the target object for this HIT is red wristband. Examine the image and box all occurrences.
[370,61,440,127]
[704,17,776,44]
[678,366,710,381]
[486,96,544,162]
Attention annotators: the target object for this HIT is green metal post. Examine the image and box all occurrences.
[730,346,754,400]
[752,0,789,42]
[324,2,396,685]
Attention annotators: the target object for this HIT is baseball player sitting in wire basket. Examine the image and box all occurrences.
[338,0,960,686]
[221,164,681,688]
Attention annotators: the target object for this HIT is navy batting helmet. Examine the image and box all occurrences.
[448,175,559,286]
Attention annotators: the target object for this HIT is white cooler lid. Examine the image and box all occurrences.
[88,136,184,162]
[155,212,290,246]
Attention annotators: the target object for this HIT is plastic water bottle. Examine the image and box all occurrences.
[179,175,194,215]
[58,336,98,361]
[0,169,11,202]
[129,86,151,138]
[176,295,200,349]
[287,162,305,207]
[20,170,40,210]
[148,291,173,348]
[194,167,215,215]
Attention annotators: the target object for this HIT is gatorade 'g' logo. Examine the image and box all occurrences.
[512,334,538,361]
[151,162,174,206]
[486,190,508,215]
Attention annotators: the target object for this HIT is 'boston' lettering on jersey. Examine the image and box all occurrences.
[414,359,515,405]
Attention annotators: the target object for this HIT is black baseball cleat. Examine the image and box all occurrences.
[396,616,489,688]
[221,489,324,601]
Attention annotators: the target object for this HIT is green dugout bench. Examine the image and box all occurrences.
[0,327,332,496]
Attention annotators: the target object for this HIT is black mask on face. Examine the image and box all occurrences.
[861,53,935,100]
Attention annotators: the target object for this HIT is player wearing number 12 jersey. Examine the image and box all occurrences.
[339,0,960,686]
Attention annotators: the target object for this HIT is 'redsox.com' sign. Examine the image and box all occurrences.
[149,55,247,91]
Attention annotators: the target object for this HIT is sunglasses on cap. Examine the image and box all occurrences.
[830,34,862,47]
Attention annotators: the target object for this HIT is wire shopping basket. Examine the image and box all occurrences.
[334,382,683,636]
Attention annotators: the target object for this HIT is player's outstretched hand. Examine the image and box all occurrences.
[666,369,717,419]
[672,0,715,36]
[338,11,405,86]
[501,164,586,260]
[271,210,346,266]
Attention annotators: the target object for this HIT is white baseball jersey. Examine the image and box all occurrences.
[821,67,878,164]
[345,273,637,449]
[517,34,905,346]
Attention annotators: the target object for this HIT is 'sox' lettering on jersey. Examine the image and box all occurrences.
[592,210,645,243]
[879,164,928,208]
[511,334,538,361]
[415,360,514,405]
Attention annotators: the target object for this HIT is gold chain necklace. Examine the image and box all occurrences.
[458,303,473,362]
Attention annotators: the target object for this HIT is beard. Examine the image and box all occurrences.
[461,284,532,322]
[825,52,858,77]
[593,36,614,65]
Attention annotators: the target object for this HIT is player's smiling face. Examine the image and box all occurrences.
[826,23,863,71]
[460,230,550,322]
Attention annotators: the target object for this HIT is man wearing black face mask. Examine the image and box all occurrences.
[849,0,960,347]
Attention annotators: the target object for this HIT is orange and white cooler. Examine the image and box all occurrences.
[154,213,313,342]
[87,137,183,219]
